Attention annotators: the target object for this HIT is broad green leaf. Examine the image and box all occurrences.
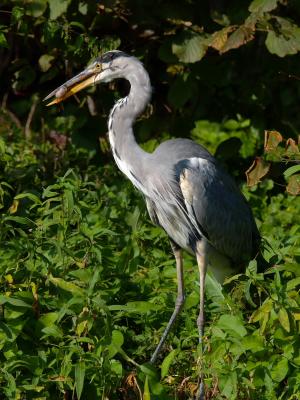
[271,357,289,382]
[251,299,273,322]
[0,295,32,308]
[41,325,63,338]
[111,330,124,348]
[14,192,41,204]
[25,0,47,17]
[38,54,55,72]
[216,315,247,337]
[48,0,71,20]
[172,33,208,63]
[108,301,160,313]
[4,216,34,226]
[75,360,85,400]
[140,363,158,380]
[278,308,290,332]
[161,349,178,378]
[249,0,278,13]
[242,335,265,352]
[220,371,237,398]
[287,277,300,291]
[265,18,300,57]
[48,275,85,297]
[39,312,59,327]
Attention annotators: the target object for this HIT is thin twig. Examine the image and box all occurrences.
[25,100,37,139]
[1,93,22,128]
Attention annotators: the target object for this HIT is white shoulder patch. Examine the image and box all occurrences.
[188,157,209,169]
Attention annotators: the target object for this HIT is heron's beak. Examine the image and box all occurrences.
[44,68,98,106]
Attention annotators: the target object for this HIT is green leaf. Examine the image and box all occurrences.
[111,330,124,348]
[108,301,160,313]
[14,192,41,204]
[0,32,8,48]
[48,0,71,20]
[172,33,208,63]
[241,335,265,352]
[265,18,300,57]
[140,363,158,380]
[161,349,178,378]
[11,6,24,23]
[216,315,247,337]
[283,164,300,178]
[271,357,289,382]
[39,312,59,327]
[287,277,300,291]
[278,308,290,332]
[38,54,55,72]
[75,360,85,400]
[249,0,278,13]
[25,0,47,17]
[0,295,32,308]
[143,376,151,400]
[48,275,85,297]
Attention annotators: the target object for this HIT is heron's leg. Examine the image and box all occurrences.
[195,240,208,400]
[150,241,185,364]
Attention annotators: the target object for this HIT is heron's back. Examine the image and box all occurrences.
[146,138,260,268]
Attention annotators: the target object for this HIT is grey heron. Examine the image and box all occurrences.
[45,50,261,399]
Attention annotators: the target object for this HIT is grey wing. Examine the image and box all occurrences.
[145,196,160,226]
[178,157,259,264]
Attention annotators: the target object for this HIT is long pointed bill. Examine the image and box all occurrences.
[44,69,97,106]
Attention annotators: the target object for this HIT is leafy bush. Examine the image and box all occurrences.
[1,0,300,398]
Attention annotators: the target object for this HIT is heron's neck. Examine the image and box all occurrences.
[108,63,152,192]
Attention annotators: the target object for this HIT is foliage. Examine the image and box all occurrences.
[0,0,300,399]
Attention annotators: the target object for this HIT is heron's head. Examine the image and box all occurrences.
[44,50,136,106]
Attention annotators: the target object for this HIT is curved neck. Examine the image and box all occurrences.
[108,61,152,192]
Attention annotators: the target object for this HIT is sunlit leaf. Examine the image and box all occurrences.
[0,295,32,308]
[172,33,208,63]
[220,26,254,53]
[48,0,71,20]
[265,18,300,57]
[39,54,55,72]
[24,0,47,17]
[278,308,290,332]
[216,315,247,337]
[249,0,278,13]
[209,26,235,51]
[48,275,85,297]
[161,349,178,378]
[271,357,289,382]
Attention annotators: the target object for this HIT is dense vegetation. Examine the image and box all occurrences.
[0,0,300,399]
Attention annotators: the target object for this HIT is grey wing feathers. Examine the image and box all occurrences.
[178,157,259,264]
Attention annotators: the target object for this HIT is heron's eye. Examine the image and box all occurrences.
[95,63,101,69]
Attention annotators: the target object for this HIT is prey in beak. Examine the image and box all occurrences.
[44,63,102,106]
